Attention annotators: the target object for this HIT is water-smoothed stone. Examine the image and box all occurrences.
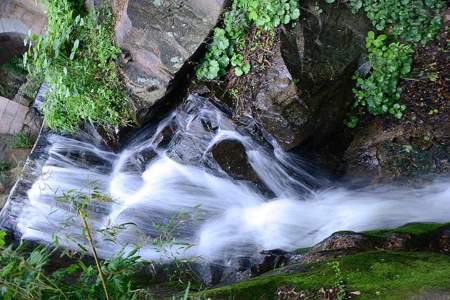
[114,0,225,116]
[247,0,370,151]
[211,139,259,183]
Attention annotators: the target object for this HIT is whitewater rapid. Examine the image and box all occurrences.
[11,94,450,262]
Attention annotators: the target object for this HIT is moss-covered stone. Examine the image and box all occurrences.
[363,222,450,238]
[199,251,450,300]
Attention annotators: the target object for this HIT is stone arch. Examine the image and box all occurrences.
[0,0,47,64]
[0,31,27,65]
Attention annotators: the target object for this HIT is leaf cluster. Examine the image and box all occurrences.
[196,0,300,80]
[348,0,445,44]
[348,32,413,127]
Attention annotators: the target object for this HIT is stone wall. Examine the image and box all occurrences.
[0,0,47,64]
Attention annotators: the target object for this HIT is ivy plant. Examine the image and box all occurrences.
[196,0,300,80]
[347,0,445,44]
[350,32,413,126]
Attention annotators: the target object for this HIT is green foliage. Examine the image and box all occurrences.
[13,133,33,149]
[196,0,300,80]
[329,261,347,300]
[329,0,445,127]
[25,0,130,133]
[0,240,151,300]
[347,0,445,44]
[363,222,450,238]
[0,161,11,173]
[351,32,413,124]
[0,55,27,76]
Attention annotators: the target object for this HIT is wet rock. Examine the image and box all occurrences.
[251,0,370,150]
[114,0,225,117]
[429,227,450,254]
[343,119,450,183]
[211,139,259,183]
[253,44,310,150]
[384,233,414,250]
[251,249,290,276]
[154,121,177,149]
[302,232,381,263]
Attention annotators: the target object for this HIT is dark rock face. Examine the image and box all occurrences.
[252,0,370,150]
[250,249,290,276]
[211,139,260,183]
[343,119,450,182]
[429,228,450,254]
[253,46,310,149]
[114,0,225,117]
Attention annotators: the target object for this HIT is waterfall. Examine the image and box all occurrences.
[3,94,450,263]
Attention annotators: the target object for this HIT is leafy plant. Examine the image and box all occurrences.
[0,161,11,173]
[13,133,33,149]
[322,0,444,126]
[346,0,445,44]
[24,0,131,133]
[0,55,27,76]
[329,261,347,300]
[350,32,413,126]
[196,0,300,80]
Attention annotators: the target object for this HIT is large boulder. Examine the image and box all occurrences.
[342,20,450,182]
[114,0,225,120]
[251,0,370,150]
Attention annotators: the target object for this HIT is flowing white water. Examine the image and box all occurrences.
[14,95,450,262]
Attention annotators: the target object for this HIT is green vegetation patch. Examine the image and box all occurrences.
[25,0,131,133]
[13,133,33,149]
[196,0,300,80]
[338,0,446,127]
[363,222,450,238]
[348,0,445,44]
[347,32,414,127]
[200,251,450,300]
[0,55,27,76]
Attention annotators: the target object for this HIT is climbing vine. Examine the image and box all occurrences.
[196,0,300,80]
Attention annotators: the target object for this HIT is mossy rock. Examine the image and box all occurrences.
[199,251,450,300]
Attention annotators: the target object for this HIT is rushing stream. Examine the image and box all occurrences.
[3,94,450,263]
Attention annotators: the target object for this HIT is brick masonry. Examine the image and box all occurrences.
[0,96,28,135]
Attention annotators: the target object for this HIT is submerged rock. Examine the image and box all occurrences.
[114,0,225,118]
[211,139,260,183]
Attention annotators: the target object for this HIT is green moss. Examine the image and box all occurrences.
[363,222,449,238]
[199,251,450,300]
[292,247,311,255]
